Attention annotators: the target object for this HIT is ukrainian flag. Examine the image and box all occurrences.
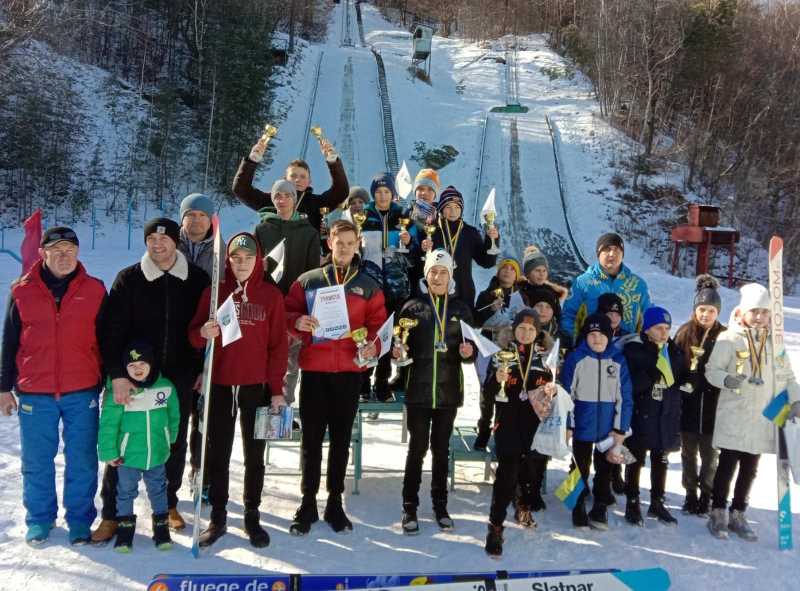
[656,345,675,387]
[555,467,586,510]
[763,390,790,427]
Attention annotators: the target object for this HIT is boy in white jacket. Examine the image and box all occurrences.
[705,283,800,541]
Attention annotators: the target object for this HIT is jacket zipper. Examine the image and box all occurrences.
[596,354,602,441]
[162,275,169,368]
[45,283,63,401]
[145,397,152,469]
[432,324,439,409]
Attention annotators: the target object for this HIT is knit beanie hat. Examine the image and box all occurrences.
[180,193,215,220]
[228,233,259,257]
[739,283,770,315]
[144,217,180,246]
[523,246,549,276]
[642,306,672,332]
[122,339,159,388]
[436,186,464,214]
[581,313,614,343]
[271,179,298,203]
[345,186,371,207]
[596,232,625,256]
[597,292,624,315]
[497,257,521,281]
[424,249,453,276]
[413,168,440,197]
[693,274,722,312]
[513,308,541,335]
[370,172,397,200]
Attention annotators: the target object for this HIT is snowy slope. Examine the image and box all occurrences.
[1,5,800,591]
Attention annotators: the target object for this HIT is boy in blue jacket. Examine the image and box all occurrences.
[562,314,633,531]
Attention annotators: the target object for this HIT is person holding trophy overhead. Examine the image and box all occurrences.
[283,220,387,536]
[393,249,477,536]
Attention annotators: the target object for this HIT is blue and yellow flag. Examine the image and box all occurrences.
[656,345,674,387]
[763,390,790,427]
[555,466,586,510]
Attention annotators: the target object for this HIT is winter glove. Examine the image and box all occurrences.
[724,374,745,390]
[787,401,800,421]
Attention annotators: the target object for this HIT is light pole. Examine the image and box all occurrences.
[288,0,296,53]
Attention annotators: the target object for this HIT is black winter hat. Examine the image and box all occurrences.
[41,226,79,248]
[581,313,614,343]
[144,217,181,246]
[597,292,624,315]
[512,308,540,335]
[596,233,625,257]
[122,339,156,370]
[693,274,722,313]
[526,287,562,320]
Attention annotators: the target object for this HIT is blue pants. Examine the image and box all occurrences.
[116,464,168,516]
[18,392,99,527]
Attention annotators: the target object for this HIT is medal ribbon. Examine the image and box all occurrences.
[427,291,448,348]
[294,190,308,211]
[746,328,766,381]
[380,211,389,251]
[324,264,358,287]
[699,326,711,349]
[439,218,463,258]
[515,344,535,391]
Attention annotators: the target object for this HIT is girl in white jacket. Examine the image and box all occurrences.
[704,283,800,541]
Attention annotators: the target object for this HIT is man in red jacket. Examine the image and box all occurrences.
[284,220,387,535]
[0,227,107,547]
[189,232,289,549]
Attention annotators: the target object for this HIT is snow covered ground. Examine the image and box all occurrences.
[1,3,799,590]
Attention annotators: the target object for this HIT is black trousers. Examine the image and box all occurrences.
[624,447,668,500]
[205,384,268,513]
[402,406,458,508]
[362,298,405,389]
[574,440,614,506]
[711,448,760,512]
[100,372,193,519]
[490,454,535,526]
[299,370,361,500]
[477,386,495,432]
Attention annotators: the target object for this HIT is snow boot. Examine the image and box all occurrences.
[484,524,504,559]
[572,500,590,531]
[514,504,537,530]
[374,384,396,403]
[91,519,117,546]
[289,498,319,536]
[324,496,353,533]
[728,509,758,541]
[25,522,55,546]
[647,496,678,526]
[708,508,729,539]
[168,508,186,532]
[611,465,625,495]
[243,509,271,548]
[151,514,173,550]
[433,501,454,531]
[114,515,136,553]
[696,492,711,518]
[473,428,491,452]
[69,524,91,546]
[681,490,699,515]
[588,503,609,531]
[625,497,645,527]
[198,510,228,548]
[401,503,419,535]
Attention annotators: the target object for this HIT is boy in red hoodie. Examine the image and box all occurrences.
[189,232,289,549]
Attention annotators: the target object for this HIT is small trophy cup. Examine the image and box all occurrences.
[492,287,504,305]
[337,202,347,213]
[396,218,411,253]
[250,124,277,161]
[422,224,437,260]
[484,211,501,255]
[391,319,418,367]
[319,207,330,239]
[310,125,338,159]
[731,350,750,394]
[353,212,367,236]
[494,350,517,402]
[682,345,706,393]
[352,328,372,368]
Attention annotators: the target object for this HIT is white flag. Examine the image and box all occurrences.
[460,320,501,357]
[479,188,497,225]
[396,161,413,200]
[266,239,285,283]
[508,291,525,313]
[545,339,560,382]
[375,313,395,358]
[217,294,242,347]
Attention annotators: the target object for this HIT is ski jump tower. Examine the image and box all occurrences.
[411,24,434,79]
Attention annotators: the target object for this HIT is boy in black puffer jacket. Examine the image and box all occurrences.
[616,306,684,527]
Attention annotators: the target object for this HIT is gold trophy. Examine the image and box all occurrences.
[392,319,418,367]
[484,211,501,255]
[731,350,750,394]
[352,328,375,368]
[682,346,706,393]
[396,218,411,253]
[652,343,668,401]
[250,124,277,161]
[310,125,337,159]
[422,224,437,259]
[494,350,517,402]
[319,207,330,239]
[337,202,347,213]
[492,287,504,302]
[353,212,367,236]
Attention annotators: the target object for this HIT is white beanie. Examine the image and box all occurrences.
[739,283,771,315]
[424,249,453,276]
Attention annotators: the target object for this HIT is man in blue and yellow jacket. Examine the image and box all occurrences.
[562,233,652,345]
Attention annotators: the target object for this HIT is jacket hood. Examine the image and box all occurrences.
[225,232,264,287]
[726,306,769,337]
[257,206,303,224]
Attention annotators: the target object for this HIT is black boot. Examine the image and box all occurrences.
[374,383,396,403]
[647,496,678,526]
[432,501,454,531]
[324,496,353,533]
[696,492,711,518]
[588,503,609,531]
[572,499,590,530]
[198,510,228,548]
[611,465,625,495]
[625,497,644,527]
[114,515,136,553]
[151,513,172,550]
[243,509,270,548]
[359,377,372,403]
[473,428,491,452]
[289,497,319,536]
[485,524,504,559]
[401,503,419,535]
[682,490,699,515]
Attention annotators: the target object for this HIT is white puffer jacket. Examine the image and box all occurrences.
[705,308,800,455]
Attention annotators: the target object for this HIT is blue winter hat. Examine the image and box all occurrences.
[180,193,215,220]
[642,306,672,332]
[370,172,397,200]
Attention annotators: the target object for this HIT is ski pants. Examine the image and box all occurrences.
[490,454,535,526]
[712,448,760,512]
[574,440,614,506]
[402,406,458,508]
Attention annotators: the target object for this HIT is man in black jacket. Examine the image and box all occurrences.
[91,217,210,545]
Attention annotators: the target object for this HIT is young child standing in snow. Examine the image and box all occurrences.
[97,340,180,553]
[705,283,800,541]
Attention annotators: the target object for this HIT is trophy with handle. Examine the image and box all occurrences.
[494,350,517,402]
[250,124,277,161]
[730,350,750,394]
[682,345,705,393]
[353,212,367,236]
[396,218,411,253]
[319,207,330,239]
[310,125,338,159]
[392,319,418,367]
[422,224,437,260]
[484,211,501,255]
[352,328,370,368]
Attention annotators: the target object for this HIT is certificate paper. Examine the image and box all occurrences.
[305,285,351,343]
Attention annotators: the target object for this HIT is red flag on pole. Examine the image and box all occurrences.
[21,208,42,275]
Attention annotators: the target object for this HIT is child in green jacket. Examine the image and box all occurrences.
[98,340,180,552]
